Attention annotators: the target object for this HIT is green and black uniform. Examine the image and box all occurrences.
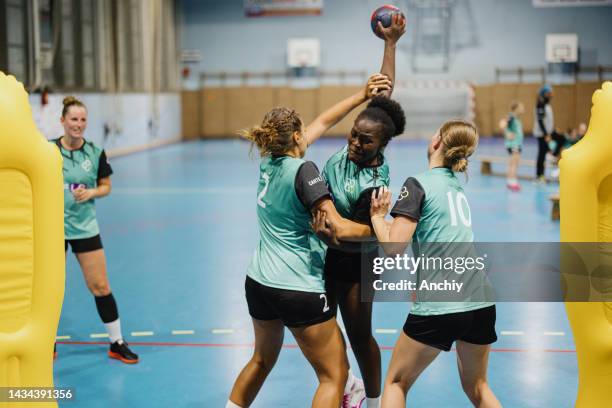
[51,137,113,252]
[504,113,523,154]
[51,137,139,363]
[390,167,496,351]
[245,155,335,327]
[321,145,389,283]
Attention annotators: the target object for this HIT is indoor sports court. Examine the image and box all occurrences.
[1,1,612,408]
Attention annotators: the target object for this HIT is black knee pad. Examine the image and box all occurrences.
[95,293,119,323]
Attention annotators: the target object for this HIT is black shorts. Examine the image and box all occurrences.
[65,234,103,253]
[507,147,522,154]
[245,276,335,328]
[403,305,497,352]
[324,247,378,283]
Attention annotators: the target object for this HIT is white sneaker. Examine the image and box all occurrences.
[551,168,560,179]
[342,378,366,408]
[533,176,547,185]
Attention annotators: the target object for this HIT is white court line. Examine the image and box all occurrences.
[90,333,109,339]
[131,331,154,337]
[500,331,524,336]
[172,330,195,335]
[544,331,565,336]
[56,335,71,340]
[375,329,398,334]
[212,329,235,334]
[112,187,252,195]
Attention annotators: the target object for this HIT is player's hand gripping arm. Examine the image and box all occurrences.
[311,198,373,242]
[370,186,416,256]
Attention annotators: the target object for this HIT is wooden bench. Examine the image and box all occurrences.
[477,155,557,182]
[550,193,560,221]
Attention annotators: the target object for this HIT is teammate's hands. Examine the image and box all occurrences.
[73,187,96,203]
[311,210,340,245]
[370,186,392,219]
[377,13,407,44]
[311,210,326,233]
[365,73,392,99]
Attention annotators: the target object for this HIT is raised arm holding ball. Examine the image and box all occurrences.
[314,8,407,408]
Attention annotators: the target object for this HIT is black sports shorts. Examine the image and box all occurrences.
[65,234,103,253]
[245,276,336,328]
[403,305,497,351]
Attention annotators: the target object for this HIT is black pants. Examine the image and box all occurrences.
[537,133,565,177]
[536,137,548,178]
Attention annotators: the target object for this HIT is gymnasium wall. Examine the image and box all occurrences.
[31,93,182,156]
[182,86,363,139]
[179,0,612,84]
[183,81,603,139]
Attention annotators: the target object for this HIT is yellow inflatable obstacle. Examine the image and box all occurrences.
[0,72,65,407]
[560,82,612,408]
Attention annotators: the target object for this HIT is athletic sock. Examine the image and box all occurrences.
[105,319,123,344]
[94,293,123,343]
[225,400,242,408]
[366,397,381,408]
[344,369,358,393]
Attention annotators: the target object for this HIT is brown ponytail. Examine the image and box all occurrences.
[62,96,86,117]
[439,120,478,173]
[239,107,302,157]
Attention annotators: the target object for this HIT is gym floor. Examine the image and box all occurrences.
[54,137,574,407]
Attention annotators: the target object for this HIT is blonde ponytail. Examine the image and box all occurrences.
[439,120,478,174]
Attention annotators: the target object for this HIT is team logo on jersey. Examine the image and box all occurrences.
[398,186,409,201]
[344,179,356,193]
[81,158,93,172]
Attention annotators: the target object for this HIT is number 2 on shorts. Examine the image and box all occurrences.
[320,294,330,312]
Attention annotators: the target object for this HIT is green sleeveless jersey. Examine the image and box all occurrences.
[51,138,113,239]
[505,114,524,149]
[391,167,493,315]
[247,156,330,292]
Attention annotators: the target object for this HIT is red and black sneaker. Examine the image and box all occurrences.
[108,341,139,364]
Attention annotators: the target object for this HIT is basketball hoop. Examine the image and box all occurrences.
[287,38,320,69]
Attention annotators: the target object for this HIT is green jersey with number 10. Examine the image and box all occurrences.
[391,167,494,315]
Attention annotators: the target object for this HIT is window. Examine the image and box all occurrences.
[53,0,98,90]
[0,0,179,92]
[0,0,32,86]
[113,0,144,91]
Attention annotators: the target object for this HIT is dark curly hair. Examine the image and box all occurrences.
[355,96,406,146]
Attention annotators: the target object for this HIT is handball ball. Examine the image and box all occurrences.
[370,5,404,39]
